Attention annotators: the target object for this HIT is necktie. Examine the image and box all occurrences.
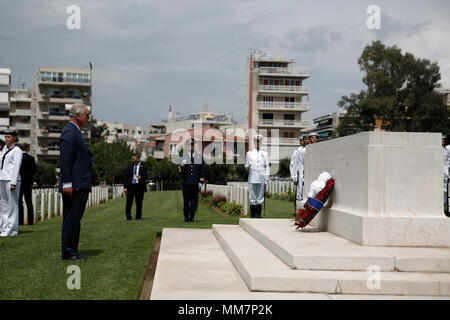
[133,164,138,184]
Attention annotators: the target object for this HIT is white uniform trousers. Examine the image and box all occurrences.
[249,183,265,206]
[0,180,21,236]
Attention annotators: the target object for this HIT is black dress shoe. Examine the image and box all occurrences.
[63,255,88,261]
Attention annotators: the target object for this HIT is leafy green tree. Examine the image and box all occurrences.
[34,162,57,187]
[337,40,450,136]
[90,141,133,185]
[144,156,181,183]
[89,119,108,145]
[276,158,291,178]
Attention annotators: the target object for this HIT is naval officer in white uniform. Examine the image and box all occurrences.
[290,135,306,204]
[245,134,270,218]
[0,130,23,236]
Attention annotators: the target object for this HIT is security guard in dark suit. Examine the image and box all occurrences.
[178,138,205,222]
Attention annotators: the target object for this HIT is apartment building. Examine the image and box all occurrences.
[0,68,11,131]
[31,66,92,164]
[246,53,310,161]
[97,120,150,151]
[312,111,346,141]
[148,106,237,159]
[436,88,450,109]
[9,88,32,145]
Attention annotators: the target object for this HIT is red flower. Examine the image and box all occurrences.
[295,179,334,229]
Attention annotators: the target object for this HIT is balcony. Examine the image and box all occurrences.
[258,67,309,77]
[38,94,90,104]
[9,109,31,116]
[19,137,31,144]
[258,120,309,128]
[39,109,70,120]
[38,127,62,138]
[0,92,9,106]
[38,146,60,156]
[258,101,309,111]
[259,85,309,94]
[9,123,31,131]
[10,97,31,103]
[0,118,9,127]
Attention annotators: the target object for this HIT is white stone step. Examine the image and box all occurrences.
[240,218,450,273]
[239,218,395,271]
[151,228,329,300]
[212,224,450,296]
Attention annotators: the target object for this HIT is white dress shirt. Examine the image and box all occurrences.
[132,162,141,184]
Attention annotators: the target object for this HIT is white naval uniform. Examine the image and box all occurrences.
[290,146,305,203]
[444,145,450,211]
[245,148,270,205]
[0,145,23,236]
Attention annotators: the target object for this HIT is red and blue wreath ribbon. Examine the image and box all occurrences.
[295,178,335,229]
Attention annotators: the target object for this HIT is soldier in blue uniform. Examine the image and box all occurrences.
[178,138,205,222]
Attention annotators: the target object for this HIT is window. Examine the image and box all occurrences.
[169,144,178,153]
[285,97,295,107]
[40,72,51,82]
[284,114,295,120]
[262,113,273,120]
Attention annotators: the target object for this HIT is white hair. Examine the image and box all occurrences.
[69,104,87,119]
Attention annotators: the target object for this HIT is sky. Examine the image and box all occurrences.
[1,0,449,126]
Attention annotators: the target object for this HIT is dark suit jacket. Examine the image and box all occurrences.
[124,162,148,192]
[58,121,94,193]
[178,152,205,185]
[19,153,37,187]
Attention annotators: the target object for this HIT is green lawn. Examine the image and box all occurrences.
[0,190,294,300]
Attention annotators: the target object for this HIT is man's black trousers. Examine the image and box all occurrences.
[182,184,198,221]
[61,190,89,258]
[19,185,34,225]
[125,184,144,219]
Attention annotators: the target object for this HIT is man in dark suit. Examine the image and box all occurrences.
[124,153,148,220]
[178,138,205,222]
[58,104,93,261]
[18,143,37,225]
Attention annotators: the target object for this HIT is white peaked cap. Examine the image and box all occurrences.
[253,134,263,141]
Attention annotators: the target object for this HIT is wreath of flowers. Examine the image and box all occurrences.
[295,175,335,229]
